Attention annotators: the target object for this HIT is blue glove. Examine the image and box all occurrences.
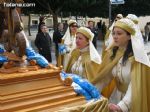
[0,44,5,53]
[58,44,70,55]
[35,55,49,67]
[60,71,101,100]
[73,77,100,99]
[26,47,49,67]
[0,56,8,63]
[72,82,92,100]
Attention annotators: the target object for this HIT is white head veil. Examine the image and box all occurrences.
[126,14,138,24]
[77,27,102,64]
[62,20,77,52]
[62,20,77,45]
[114,18,150,67]
[126,14,144,43]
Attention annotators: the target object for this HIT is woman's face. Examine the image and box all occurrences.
[41,26,48,33]
[88,21,94,28]
[76,33,89,49]
[58,23,63,31]
[112,27,131,48]
[70,23,78,34]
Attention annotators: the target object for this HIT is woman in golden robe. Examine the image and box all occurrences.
[60,20,78,68]
[91,18,150,112]
[65,27,102,82]
[58,27,108,112]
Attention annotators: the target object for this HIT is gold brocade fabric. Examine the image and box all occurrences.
[56,98,109,112]
[92,48,124,98]
[65,49,100,82]
[91,48,125,84]
[101,78,116,98]
[131,61,150,112]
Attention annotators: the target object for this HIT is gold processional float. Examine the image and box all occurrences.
[0,1,108,112]
[0,0,87,111]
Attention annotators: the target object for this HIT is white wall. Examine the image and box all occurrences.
[21,15,150,30]
[138,16,150,31]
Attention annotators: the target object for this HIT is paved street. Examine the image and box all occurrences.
[25,30,150,66]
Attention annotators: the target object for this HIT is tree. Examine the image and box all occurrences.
[27,13,31,36]
[22,0,150,30]
[22,0,68,31]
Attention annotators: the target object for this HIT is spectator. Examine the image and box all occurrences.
[97,20,102,30]
[53,23,64,65]
[148,22,150,41]
[97,20,103,40]
[35,24,52,62]
[101,22,107,40]
[87,19,98,48]
[63,20,68,32]
[38,16,45,33]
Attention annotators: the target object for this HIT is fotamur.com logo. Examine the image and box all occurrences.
[3,2,35,8]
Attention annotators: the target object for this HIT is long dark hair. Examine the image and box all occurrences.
[111,33,133,65]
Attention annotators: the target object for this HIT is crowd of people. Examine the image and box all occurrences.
[34,15,150,112]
